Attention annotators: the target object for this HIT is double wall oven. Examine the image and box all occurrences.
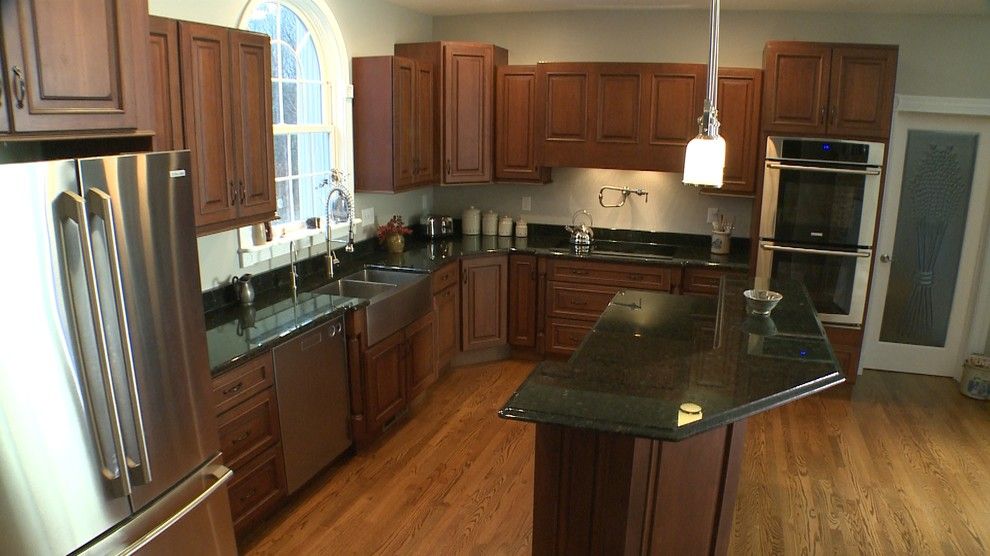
[757,137,885,326]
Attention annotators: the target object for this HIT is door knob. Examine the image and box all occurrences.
[880,254,891,263]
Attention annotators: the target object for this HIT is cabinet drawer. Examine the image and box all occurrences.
[431,261,460,294]
[218,388,280,470]
[212,352,274,414]
[682,266,745,296]
[546,318,594,356]
[228,443,286,535]
[547,281,618,321]
[547,259,673,291]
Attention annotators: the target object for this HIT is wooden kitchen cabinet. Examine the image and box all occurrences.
[461,255,509,351]
[432,262,460,371]
[148,16,184,151]
[763,41,897,139]
[177,20,276,234]
[363,330,408,431]
[496,65,550,183]
[682,266,747,296]
[825,325,861,384]
[395,41,508,184]
[0,0,148,133]
[353,56,437,192]
[509,254,539,348]
[406,311,437,400]
[707,69,762,196]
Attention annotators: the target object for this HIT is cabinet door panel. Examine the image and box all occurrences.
[364,331,407,429]
[406,312,436,400]
[434,284,459,369]
[762,43,831,135]
[496,66,547,182]
[713,69,762,196]
[597,73,640,143]
[414,61,437,184]
[508,254,539,347]
[179,22,237,227]
[544,72,588,141]
[148,16,183,151]
[1,0,142,132]
[647,67,704,171]
[828,46,897,139]
[231,30,276,220]
[444,44,492,183]
[461,255,509,351]
[393,58,416,189]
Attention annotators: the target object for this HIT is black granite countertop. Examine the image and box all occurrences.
[204,227,750,376]
[498,277,844,441]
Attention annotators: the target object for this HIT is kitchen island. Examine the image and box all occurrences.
[500,277,843,555]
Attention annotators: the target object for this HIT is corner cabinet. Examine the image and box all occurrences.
[395,41,508,184]
[762,42,898,140]
[496,65,550,183]
[169,20,276,234]
[461,255,509,351]
[0,0,149,133]
[353,56,437,193]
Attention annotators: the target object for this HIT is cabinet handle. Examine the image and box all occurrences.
[569,299,587,306]
[228,181,237,205]
[570,269,589,276]
[239,181,246,204]
[628,273,644,280]
[11,66,26,109]
[445,159,451,176]
[819,106,825,125]
[462,269,468,285]
[231,430,251,444]
[222,382,244,396]
[830,105,838,126]
[239,488,258,504]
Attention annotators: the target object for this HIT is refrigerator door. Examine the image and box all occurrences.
[0,160,132,555]
[78,152,219,510]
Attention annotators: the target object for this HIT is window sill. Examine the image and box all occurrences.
[236,219,362,268]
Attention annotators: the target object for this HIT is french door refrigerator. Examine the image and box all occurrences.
[0,152,237,555]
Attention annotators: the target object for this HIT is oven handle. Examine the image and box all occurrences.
[760,243,872,258]
[766,162,881,176]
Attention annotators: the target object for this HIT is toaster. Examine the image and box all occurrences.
[424,215,454,238]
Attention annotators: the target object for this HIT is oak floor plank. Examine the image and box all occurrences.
[242,363,989,556]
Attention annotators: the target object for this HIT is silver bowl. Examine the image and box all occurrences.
[744,289,783,316]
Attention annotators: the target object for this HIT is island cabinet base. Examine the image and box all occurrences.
[533,421,747,556]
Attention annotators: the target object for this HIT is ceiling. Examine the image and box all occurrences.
[387,0,990,16]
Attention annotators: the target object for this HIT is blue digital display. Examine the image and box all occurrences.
[822,143,831,151]
[799,349,808,358]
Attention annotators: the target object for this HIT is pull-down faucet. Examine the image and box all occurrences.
[325,184,355,279]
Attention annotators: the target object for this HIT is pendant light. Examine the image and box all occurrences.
[683,0,725,188]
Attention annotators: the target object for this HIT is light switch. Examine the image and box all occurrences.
[707,207,720,224]
[522,196,532,211]
[361,207,375,226]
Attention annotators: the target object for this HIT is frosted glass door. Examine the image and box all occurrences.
[863,111,990,378]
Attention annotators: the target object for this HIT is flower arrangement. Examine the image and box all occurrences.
[376,215,413,243]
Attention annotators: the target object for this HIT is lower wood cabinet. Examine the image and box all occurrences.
[508,254,539,348]
[350,309,437,444]
[682,266,747,296]
[824,325,862,384]
[210,351,286,539]
[433,262,460,371]
[461,255,509,351]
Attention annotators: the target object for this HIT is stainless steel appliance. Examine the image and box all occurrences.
[273,317,351,493]
[424,214,454,238]
[757,137,885,326]
[0,152,236,555]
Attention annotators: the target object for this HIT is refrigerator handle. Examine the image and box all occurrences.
[86,188,153,486]
[118,464,233,556]
[55,191,132,497]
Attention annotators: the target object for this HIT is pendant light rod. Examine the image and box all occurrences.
[705,0,720,111]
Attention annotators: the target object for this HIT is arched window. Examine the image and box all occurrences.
[240,0,350,226]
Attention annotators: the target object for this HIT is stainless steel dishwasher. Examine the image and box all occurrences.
[273,316,351,494]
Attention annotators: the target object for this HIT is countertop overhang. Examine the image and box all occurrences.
[499,277,845,441]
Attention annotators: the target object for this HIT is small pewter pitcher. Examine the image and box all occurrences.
[231,274,255,305]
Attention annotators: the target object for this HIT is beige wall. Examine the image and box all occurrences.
[430,9,990,240]
[147,0,435,290]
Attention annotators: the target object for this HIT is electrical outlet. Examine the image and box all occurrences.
[522,196,532,212]
[421,194,428,212]
[707,207,720,224]
[361,207,375,226]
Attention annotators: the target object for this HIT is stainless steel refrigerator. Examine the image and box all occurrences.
[0,152,237,555]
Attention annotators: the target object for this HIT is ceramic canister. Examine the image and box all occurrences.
[462,206,481,235]
[481,210,498,236]
[498,215,513,237]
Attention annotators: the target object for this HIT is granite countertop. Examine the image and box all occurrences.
[204,228,750,376]
[498,277,844,441]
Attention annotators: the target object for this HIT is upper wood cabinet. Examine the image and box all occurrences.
[171,20,276,234]
[535,62,706,172]
[763,41,898,139]
[353,56,437,193]
[496,65,550,183]
[395,41,508,184]
[461,255,509,351]
[707,68,763,196]
[0,0,149,134]
[148,16,183,151]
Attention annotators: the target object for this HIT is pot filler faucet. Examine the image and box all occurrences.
[325,184,355,279]
[599,186,648,208]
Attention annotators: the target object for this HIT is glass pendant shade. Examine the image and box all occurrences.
[683,133,726,188]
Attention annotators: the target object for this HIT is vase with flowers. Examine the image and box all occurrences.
[377,215,413,254]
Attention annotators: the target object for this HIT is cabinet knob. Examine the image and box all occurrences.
[228,181,237,205]
[880,254,891,263]
[830,105,838,126]
[819,106,826,125]
[11,66,26,109]
[239,181,246,204]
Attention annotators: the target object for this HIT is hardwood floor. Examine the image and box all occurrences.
[242,362,990,556]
